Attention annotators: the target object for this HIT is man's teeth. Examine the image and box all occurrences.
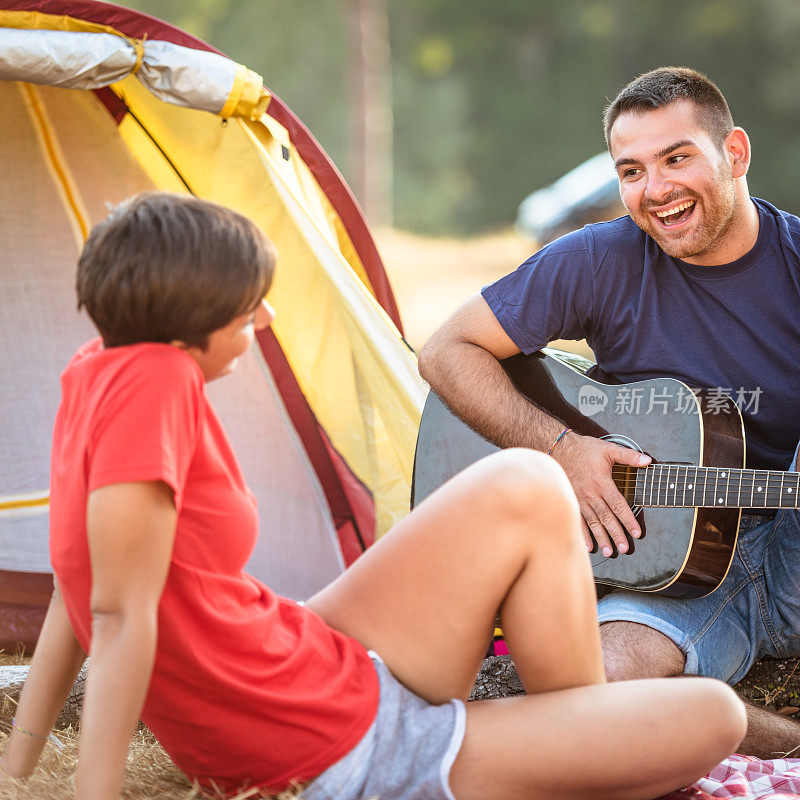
[656,200,695,219]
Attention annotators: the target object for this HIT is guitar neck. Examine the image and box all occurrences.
[614,464,800,510]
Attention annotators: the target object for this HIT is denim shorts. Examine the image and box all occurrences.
[302,652,467,800]
[597,507,800,685]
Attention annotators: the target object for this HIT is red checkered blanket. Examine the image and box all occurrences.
[658,755,800,799]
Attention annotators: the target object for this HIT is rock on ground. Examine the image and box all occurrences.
[0,663,86,729]
[471,654,800,720]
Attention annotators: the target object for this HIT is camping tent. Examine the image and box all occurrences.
[0,0,426,651]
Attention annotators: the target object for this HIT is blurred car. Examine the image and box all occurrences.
[516,152,625,244]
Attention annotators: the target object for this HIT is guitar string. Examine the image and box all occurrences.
[608,467,797,506]
[608,471,796,505]
[611,470,800,484]
[608,470,796,487]
[609,468,795,485]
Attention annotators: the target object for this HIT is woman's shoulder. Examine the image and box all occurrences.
[68,340,202,384]
[63,341,205,422]
[110,344,205,406]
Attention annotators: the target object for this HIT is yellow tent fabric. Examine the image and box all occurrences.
[112,74,426,538]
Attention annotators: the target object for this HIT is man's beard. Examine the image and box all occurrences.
[636,166,737,262]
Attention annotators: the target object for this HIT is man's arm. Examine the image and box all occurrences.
[0,583,86,778]
[418,293,649,557]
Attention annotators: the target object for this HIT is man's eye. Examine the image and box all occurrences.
[622,168,641,179]
[668,155,687,164]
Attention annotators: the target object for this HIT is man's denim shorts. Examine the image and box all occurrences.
[302,652,467,800]
[598,507,800,684]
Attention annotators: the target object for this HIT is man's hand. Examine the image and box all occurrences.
[550,432,651,557]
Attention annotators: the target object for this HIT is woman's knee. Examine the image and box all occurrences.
[691,679,747,755]
[667,678,746,761]
[480,449,581,535]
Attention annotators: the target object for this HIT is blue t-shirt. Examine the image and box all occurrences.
[482,199,800,470]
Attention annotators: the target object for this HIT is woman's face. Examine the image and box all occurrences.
[179,299,274,381]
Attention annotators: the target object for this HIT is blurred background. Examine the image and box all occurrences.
[119,0,800,350]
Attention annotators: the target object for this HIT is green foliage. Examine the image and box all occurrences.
[119,0,800,234]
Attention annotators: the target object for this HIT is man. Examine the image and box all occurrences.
[418,67,800,757]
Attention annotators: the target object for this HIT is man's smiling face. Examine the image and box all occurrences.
[609,99,739,264]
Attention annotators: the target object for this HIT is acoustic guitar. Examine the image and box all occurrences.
[412,348,799,599]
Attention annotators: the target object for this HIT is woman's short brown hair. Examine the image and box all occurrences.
[77,192,275,349]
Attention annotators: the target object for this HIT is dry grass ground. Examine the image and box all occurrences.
[0,727,196,800]
[374,226,593,360]
[0,652,201,799]
[0,723,303,800]
[0,649,299,798]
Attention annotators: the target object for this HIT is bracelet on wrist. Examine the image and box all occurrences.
[10,718,64,752]
[547,427,572,456]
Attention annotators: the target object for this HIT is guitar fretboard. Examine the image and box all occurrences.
[622,465,800,509]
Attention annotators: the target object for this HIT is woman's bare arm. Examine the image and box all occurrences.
[74,480,177,800]
[0,582,86,778]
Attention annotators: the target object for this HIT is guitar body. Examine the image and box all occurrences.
[412,348,744,599]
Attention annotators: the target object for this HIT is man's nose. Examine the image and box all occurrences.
[644,170,674,204]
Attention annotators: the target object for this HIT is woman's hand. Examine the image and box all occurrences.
[0,583,85,780]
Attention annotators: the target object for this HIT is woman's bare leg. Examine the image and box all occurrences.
[308,449,746,798]
[451,677,745,800]
[308,449,603,702]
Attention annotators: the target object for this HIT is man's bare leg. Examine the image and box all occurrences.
[602,620,800,758]
[601,621,685,680]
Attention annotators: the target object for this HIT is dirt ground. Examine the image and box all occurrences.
[374,226,534,352]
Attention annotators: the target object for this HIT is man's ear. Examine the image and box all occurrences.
[725,127,751,179]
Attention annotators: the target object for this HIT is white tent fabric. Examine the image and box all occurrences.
[0,27,265,117]
[0,80,345,599]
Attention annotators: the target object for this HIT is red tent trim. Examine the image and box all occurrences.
[257,328,376,565]
[0,571,54,652]
[0,569,54,606]
[93,84,127,123]
[0,603,48,652]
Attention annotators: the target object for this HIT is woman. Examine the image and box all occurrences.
[0,193,745,800]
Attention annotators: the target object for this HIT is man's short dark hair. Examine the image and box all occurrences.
[603,67,734,147]
[77,192,275,349]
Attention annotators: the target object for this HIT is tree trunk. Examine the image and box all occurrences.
[347,0,393,227]
[469,653,800,724]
